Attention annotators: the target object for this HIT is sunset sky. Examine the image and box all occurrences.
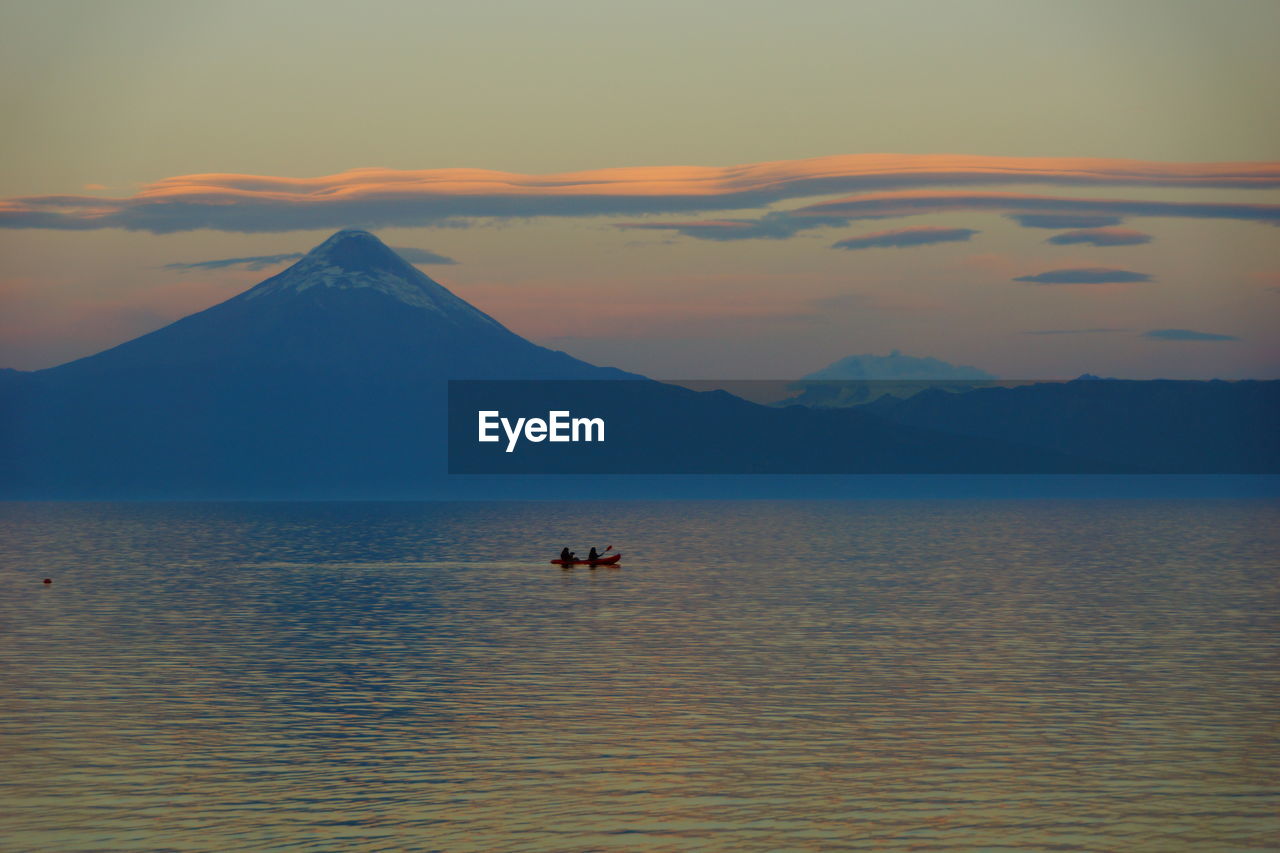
[1,0,1277,379]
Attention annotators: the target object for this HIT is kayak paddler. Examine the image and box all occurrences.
[587,547,601,561]
[560,547,574,563]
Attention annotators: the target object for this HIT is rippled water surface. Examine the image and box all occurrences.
[2,500,1277,851]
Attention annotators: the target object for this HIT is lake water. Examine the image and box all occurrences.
[1,500,1277,851]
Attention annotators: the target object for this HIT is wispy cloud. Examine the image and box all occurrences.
[794,192,1280,226]
[618,191,1280,242]
[163,245,457,272]
[164,252,304,272]
[616,212,846,241]
[1143,328,1240,341]
[389,247,458,265]
[1009,213,1124,229]
[1025,327,1131,335]
[1046,228,1153,247]
[831,226,979,251]
[1013,267,1151,284]
[1248,271,1280,292]
[2,153,1276,233]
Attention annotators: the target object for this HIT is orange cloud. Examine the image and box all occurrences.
[795,190,1280,222]
[1,154,1276,233]
[622,191,1280,241]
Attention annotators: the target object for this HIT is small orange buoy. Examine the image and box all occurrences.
[42,578,52,584]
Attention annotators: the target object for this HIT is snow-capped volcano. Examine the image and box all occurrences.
[242,229,500,328]
[47,229,626,379]
[2,228,634,496]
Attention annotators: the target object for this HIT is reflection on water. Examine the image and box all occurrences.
[1,500,1277,851]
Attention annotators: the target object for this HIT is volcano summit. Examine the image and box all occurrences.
[45,229,626,380]
[1,230,632,497]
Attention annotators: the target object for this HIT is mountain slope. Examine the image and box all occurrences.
[49,229,625,380]
[2,230,635,497]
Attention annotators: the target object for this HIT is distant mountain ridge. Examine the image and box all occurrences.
[780,350,997,408]
[804,350,996,381]
[865,377,1278,474]
[1,231,1275,497]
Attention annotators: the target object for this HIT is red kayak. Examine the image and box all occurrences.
[551,553,622,566]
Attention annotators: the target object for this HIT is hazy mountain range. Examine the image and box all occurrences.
[804,351,996,381]
[1,230,1275,498]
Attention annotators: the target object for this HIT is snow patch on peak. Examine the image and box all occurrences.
[315,228,378,248]
[246,260,452,312]
[238,230,502,329]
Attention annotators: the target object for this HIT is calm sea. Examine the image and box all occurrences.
[1,500,1277,851]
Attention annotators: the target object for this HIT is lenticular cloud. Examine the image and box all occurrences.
[3,153,1278,234]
